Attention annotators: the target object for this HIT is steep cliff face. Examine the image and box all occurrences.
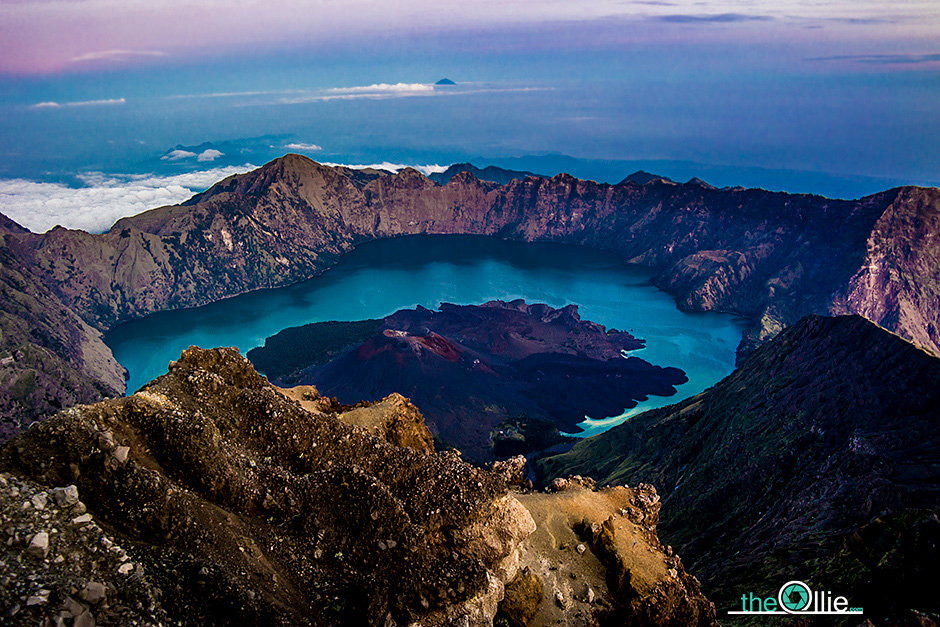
[840,186,940,355]
[0,346,713,626]
[0,226,124,437]
[0,154,937,430]
[537,315,940,620]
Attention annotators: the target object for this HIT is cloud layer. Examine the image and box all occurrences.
[807,52,940,64]
[0,165,255,234]
[653,12,773,23]
[70,49,166,63]
[279,83,437,104]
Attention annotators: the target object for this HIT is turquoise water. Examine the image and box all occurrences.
[105,235,746,437]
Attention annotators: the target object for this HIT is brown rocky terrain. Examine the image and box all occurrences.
[0,346,713,626]
[0,154,938,430]
[505,478,714,626]
[538,315,940,622]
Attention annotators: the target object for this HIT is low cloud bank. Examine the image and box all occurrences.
[284,142,323,151]
[0,165,255,234]
[161,148,224,162]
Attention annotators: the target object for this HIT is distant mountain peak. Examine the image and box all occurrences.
[685,177,715,189]
[430,163,541,185]
[619,170,674,185]
[435,78,457,85]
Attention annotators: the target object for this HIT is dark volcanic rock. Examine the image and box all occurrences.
[248,300,687,461]
[537,315,940,621]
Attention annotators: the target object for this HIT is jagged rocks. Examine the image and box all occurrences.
[335,393,435,453]
[489,455,527,487]
[0,472,160,626]
[50,485,78,507]
[0,347,529,625]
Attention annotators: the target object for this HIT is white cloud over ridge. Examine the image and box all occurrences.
[160,148,224,162]
[284,142,323,151]
[322,162,448,176]
[197,149,223,162]
[161,149,197,161]
[325,83,434,94]
[0,165,256,234]
[278,82,436,104]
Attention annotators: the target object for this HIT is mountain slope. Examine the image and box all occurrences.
[0,227,124,437]
[537,315,940,619]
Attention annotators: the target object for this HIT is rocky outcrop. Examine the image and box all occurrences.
[0,346,706,625]
[0,154,937,431]
[504,478,715,626]
[537,315,940,621]
[276,385,435,453]
[335,393,436,453]
[0,347,532,625]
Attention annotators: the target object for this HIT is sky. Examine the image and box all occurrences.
[0,0,938,231]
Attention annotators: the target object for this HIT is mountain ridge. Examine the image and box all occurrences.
[0,154,937,432]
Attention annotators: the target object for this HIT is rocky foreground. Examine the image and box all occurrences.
[0,346,714,626]
[1,154,938,433]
